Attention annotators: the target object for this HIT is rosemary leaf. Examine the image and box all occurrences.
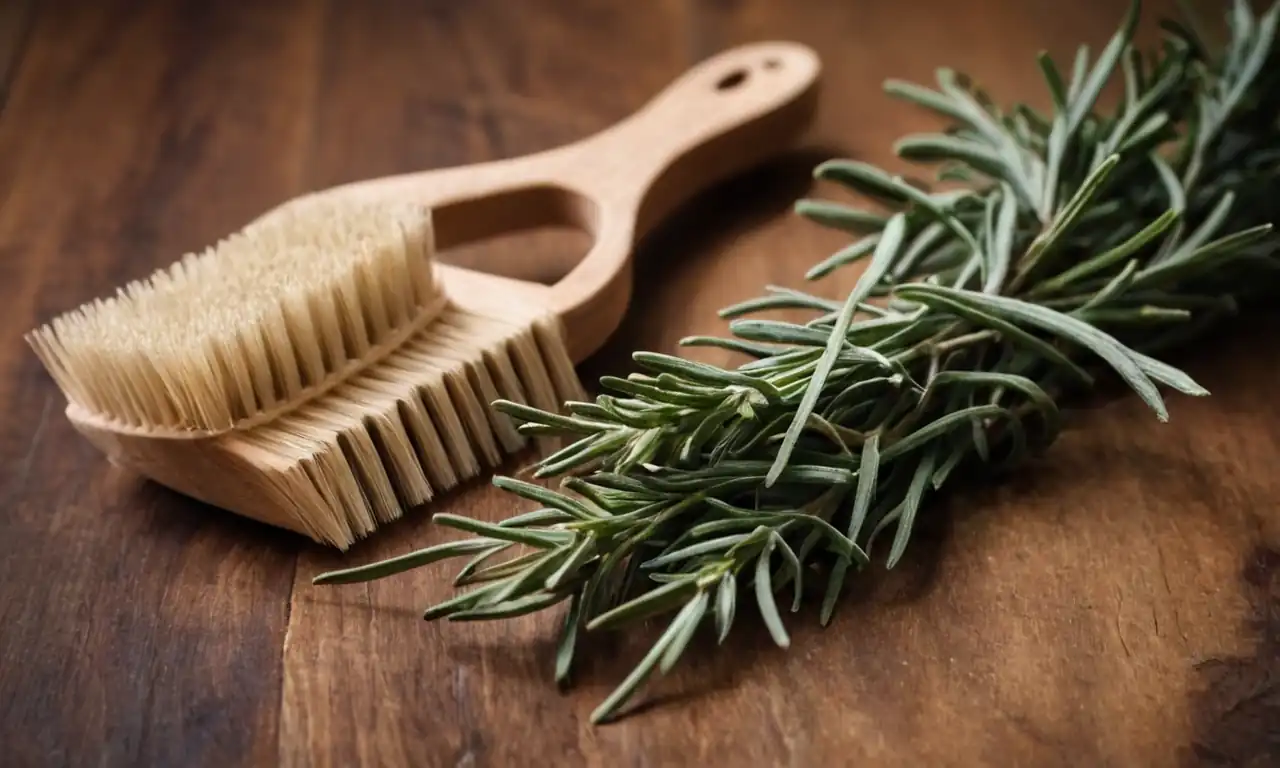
[659,590,711,673]
[886,445,940,568]
[754,531,791,648]
[555,593,583,685]
[714,572,737,643]
[794,198,890,234]
[311,539,501,585]
[769,213,907,487]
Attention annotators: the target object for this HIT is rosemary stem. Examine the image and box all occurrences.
[933,329,998,355]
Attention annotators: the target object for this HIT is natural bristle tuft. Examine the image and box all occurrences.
[26,200,445,433]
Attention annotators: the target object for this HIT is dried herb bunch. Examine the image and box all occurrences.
[316,1,1280,723]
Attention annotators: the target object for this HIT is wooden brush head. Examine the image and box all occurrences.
[30,200,582,549]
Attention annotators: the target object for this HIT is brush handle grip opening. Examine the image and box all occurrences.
[546,41,821,362]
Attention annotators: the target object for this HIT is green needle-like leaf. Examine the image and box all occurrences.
[754,532,791,649]
[312,539,501,585]
[715,572,737,644]
[769,213,907,487]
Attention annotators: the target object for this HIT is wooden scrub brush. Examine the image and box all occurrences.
[25,41,821,549]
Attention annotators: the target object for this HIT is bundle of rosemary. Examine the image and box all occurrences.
[316,0,1280,724]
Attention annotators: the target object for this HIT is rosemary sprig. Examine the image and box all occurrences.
[315,0,1280,724]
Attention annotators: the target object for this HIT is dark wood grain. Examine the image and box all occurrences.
[0,1,320,765]
[1,1,1275,766]
[0,0,31,115]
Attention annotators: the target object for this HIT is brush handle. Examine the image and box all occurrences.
[301,41,821,362]
[560,41,821,231]
[545,41,822,361]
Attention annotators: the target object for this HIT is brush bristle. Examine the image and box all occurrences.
[26,200,445,433]
[229,295,584,549]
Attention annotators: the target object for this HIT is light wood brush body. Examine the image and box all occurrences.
[26,42,821,549]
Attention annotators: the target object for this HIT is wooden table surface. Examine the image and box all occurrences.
[2,1,1276,766]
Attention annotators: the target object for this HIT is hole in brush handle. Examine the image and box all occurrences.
[431,185,599,286]
[715,52,791,94]
[715,69,749,91]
